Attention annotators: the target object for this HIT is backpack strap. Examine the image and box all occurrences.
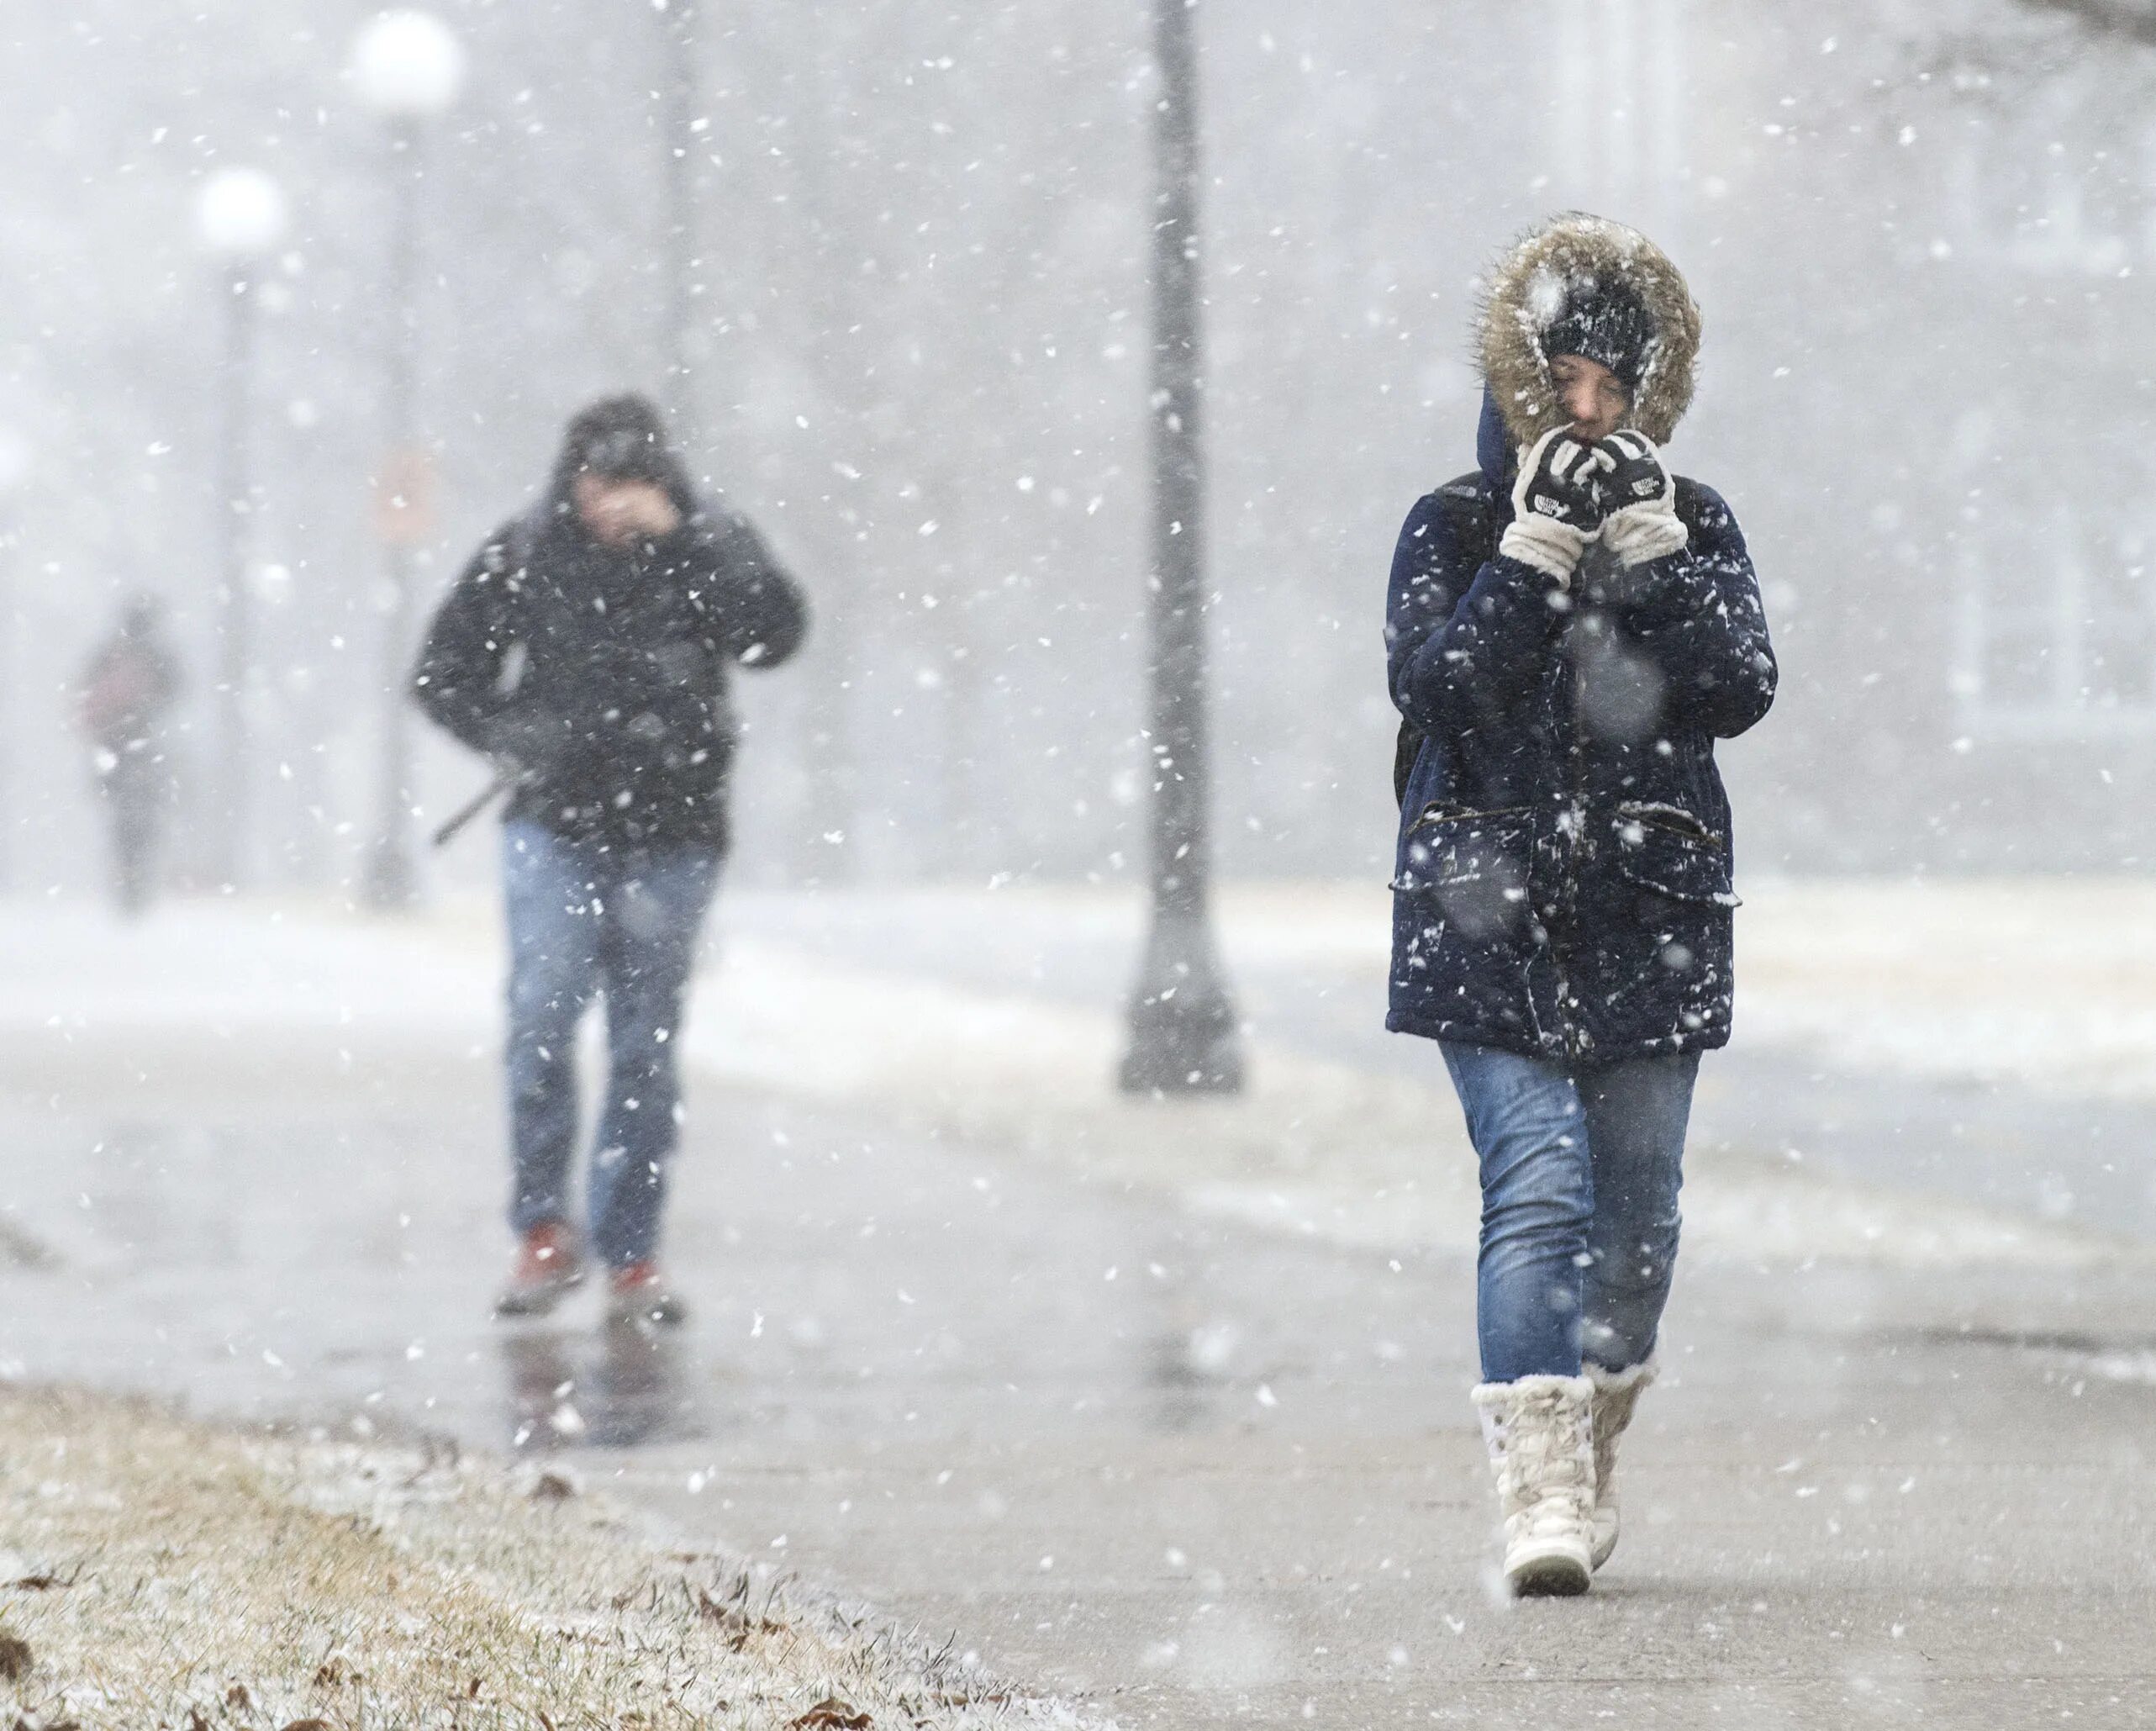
[1394,476,1498,808]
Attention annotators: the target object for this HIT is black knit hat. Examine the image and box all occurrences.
[1539,274,1655,393]
[561,393,674,486]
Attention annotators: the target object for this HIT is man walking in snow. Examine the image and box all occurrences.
[414,394,808,1327]
[1384,215,1776,1594]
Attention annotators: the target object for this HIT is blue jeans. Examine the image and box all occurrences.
[502,821,720,1269]
[1440,1042,1699,1383]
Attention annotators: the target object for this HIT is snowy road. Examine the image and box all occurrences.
[5,892,2156,1723]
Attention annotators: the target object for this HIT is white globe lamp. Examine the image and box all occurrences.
[351,10,467,119]
[195,167,289,261]
[0,430,28,499]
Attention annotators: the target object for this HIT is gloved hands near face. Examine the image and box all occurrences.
[1595,430,1689,569]
[1497,427,1689,583]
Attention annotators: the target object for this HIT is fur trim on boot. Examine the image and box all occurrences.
[1471,1375,1596,1596]
[1584,1357,1657,1570]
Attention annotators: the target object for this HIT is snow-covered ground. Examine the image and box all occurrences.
[0,1384,1094,1731]
[0,879,2142,1274]
[925,876,2156,1105]
[1739,878,2156,1101]
[720,876,2156,1104]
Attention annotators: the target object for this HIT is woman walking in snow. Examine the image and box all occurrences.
[1384,214,1776,1595]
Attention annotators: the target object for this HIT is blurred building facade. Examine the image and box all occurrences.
[2,0,2151,894]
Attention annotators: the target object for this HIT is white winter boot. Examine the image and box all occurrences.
[1584,1358,1656,1570]
[1471,1375,1596,1596]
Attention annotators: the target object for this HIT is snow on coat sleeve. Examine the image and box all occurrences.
[1616,483,1777,740]
[693,513,809,669]
[1385,490,1565,737]
[410,525,520,757]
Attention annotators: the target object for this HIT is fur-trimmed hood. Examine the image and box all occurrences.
[1479,214,1700,451]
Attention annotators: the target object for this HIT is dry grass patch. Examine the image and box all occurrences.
[0,1385,1099,1730]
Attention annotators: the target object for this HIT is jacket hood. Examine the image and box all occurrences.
[544,393,702,525]
[1478,213,1700,451]
[1476,387,1511,486]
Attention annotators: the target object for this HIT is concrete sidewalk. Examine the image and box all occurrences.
[3,897,2154,1726]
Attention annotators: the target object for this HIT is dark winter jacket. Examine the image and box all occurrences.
[413,454,807,853]
[77,614,182,753]
[1386,223,1775,1064]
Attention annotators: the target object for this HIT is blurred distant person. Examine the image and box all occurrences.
[76,594,182,916]
[414,394,807,1327]
[1384,214,1776,1595]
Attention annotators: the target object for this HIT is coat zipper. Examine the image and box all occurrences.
[1554,618,1589,1061]
[1408,801,1529,834]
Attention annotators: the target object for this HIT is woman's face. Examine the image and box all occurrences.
[1548,353,1631,444]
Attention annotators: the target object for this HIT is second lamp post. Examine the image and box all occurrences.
[195,165,287,890]
[351,8,464,910]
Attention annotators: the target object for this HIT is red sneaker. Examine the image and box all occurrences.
[494,1221,585,1318]
[607,1261,687,1327]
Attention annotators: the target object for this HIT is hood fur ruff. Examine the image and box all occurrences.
[1479,213,1700,451]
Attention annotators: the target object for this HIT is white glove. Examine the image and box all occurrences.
[1499,427,1611,586]
[1597,431,1689,567]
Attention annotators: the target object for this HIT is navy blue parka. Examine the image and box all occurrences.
[1384,392,1776,1063]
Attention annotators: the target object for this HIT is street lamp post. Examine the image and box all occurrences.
[195,165,287,890]
[658,0,701,448]
[1119,0,1242,1095]
[351,8,464,911]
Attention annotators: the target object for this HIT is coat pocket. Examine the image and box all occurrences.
[1606,802,1738,907]
[1394,805,1533,937]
